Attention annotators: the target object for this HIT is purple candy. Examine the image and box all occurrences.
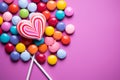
[1,22,11,32]
[64,7,74,17]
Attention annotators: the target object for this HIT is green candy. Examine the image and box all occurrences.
[19,9,29,18]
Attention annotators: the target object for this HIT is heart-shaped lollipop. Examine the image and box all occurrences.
[17,13,46,40]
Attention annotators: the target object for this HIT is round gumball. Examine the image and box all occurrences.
[0,16,3,25]
[5,43,14,53]
[4,0,14,4]
[27,44,38,55]
[19,9,29,18]
[32,0,40,3]
[45,37,54,46]
[57,49,66,59]
[20,50,31,62]
[0,33,10,43]
[9,4,19,14]
[10,51,20,61]
[56,10,65,20]
[57,0,67,10]
[10,26,18,35]
[42,10,51,20]
[41,0,48,3]
[27,2,37,12]
[18,0,28,8]
[38,44,48,53]
[3,11,12,21]
[48,41,60,53]
[53,31,62,40]
[36,52,46,64]
[45,26,55,36]
[61,35,71,45]
[12,16,21,25]
[47,55,57,65]
[65,24,75,34]
[34,38,44,46]
[21,38,33,46]
[65,7,74,17]
[1,22,11,32]
[37,2,46,12]
[10,35,19,45]
[56,22,66,31]
[0,2,8,13]
[0,27,3,35]
[16,43,26,53]
[47,1,56,11]
[48,17,58,27]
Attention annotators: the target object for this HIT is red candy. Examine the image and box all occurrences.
[0,27,3,35]
[48,17,58,27]
[5,43,15,53]
[61,35,71,45]
[37,2,46,12]
[42,10,51,20]
[20,37,33,46]
[36,53,46,64]
[9,4,19,14]
[32,0,40,3]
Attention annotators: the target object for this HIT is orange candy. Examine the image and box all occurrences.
[9,4,19,14]
[27,44,38,55]
[61,35,71,45]
[38,44,48,53]
[53,31,62,40]
[47,1,56,11]
[42,10,51,20]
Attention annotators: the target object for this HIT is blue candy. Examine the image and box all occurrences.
[20,50,31,62]
[0,2,8,13]
[18,0,28,8]
[55,10,65,20]
[10,35,19,45]
[0,33,10,43]
[41,0,48,3]
[56,22,66,31]
[12,16,21,25]
[34,38,44,46]
[27,3,37,12]
[57,49,67,59]
[10,26,18,35]
[10,51,20,61]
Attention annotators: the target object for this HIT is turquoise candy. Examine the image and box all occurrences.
[55,10,65,20]
[34,38,44,46]
[10,26,18,35]
[0,33,10,43]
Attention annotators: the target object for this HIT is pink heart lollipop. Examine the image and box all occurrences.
[17,13,46,40]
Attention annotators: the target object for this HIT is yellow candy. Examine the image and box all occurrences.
[45,26,54,36]
[57,0,67,10]
[47,55,57,65]
[16,43,26,53]
[0,16,3,25]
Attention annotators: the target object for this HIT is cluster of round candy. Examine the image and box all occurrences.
[0,0,75,66]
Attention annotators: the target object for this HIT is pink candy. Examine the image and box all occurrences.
[3,11,12,22]
[45,37,54,46]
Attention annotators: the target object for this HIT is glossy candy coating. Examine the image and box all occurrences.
[57,0,67,10]
[3,11,12,21]
[16,43,26,53]
[9,4,19,14]
[0,16,3,25]
[20,51,31,62]
[18,0,28,8]
[12,16,21,25]
[64,6,74,17]
[36,53,46,64]
[0,33,10,43]
[45,26,55,36]
[10,51,20,61]
[27,3,37,12]
[38,44,48,53]
[57,49,66,59]
[65,24,75,34]
[4,0,14,4]
[48,17,58,27]
[37,2,46,12]
[61,35,71,45]
[10,26,18,35]
[10,35,19,45]
[47,55,57,65]
[19,9,29,18]
[45,37,54,46]
[56,22,66,31]
[55,10,65,20]
[1,22,11,32]
[0,2,8,13]
[5,43,14,53]
[42,10,51,20]
[53,31,62,40]
[27,44,38,55]
[34,38,44,46]
[47,1,56,11]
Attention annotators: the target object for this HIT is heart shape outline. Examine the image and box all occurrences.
[17,13,46,40]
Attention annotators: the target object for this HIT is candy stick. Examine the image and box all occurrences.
[33,58,52,80]
[26,55,35,80]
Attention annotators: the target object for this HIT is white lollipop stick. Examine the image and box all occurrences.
[33,58,52,80]
[26,55,35,80]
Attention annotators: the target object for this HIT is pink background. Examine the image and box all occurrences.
[0,0,120,80]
